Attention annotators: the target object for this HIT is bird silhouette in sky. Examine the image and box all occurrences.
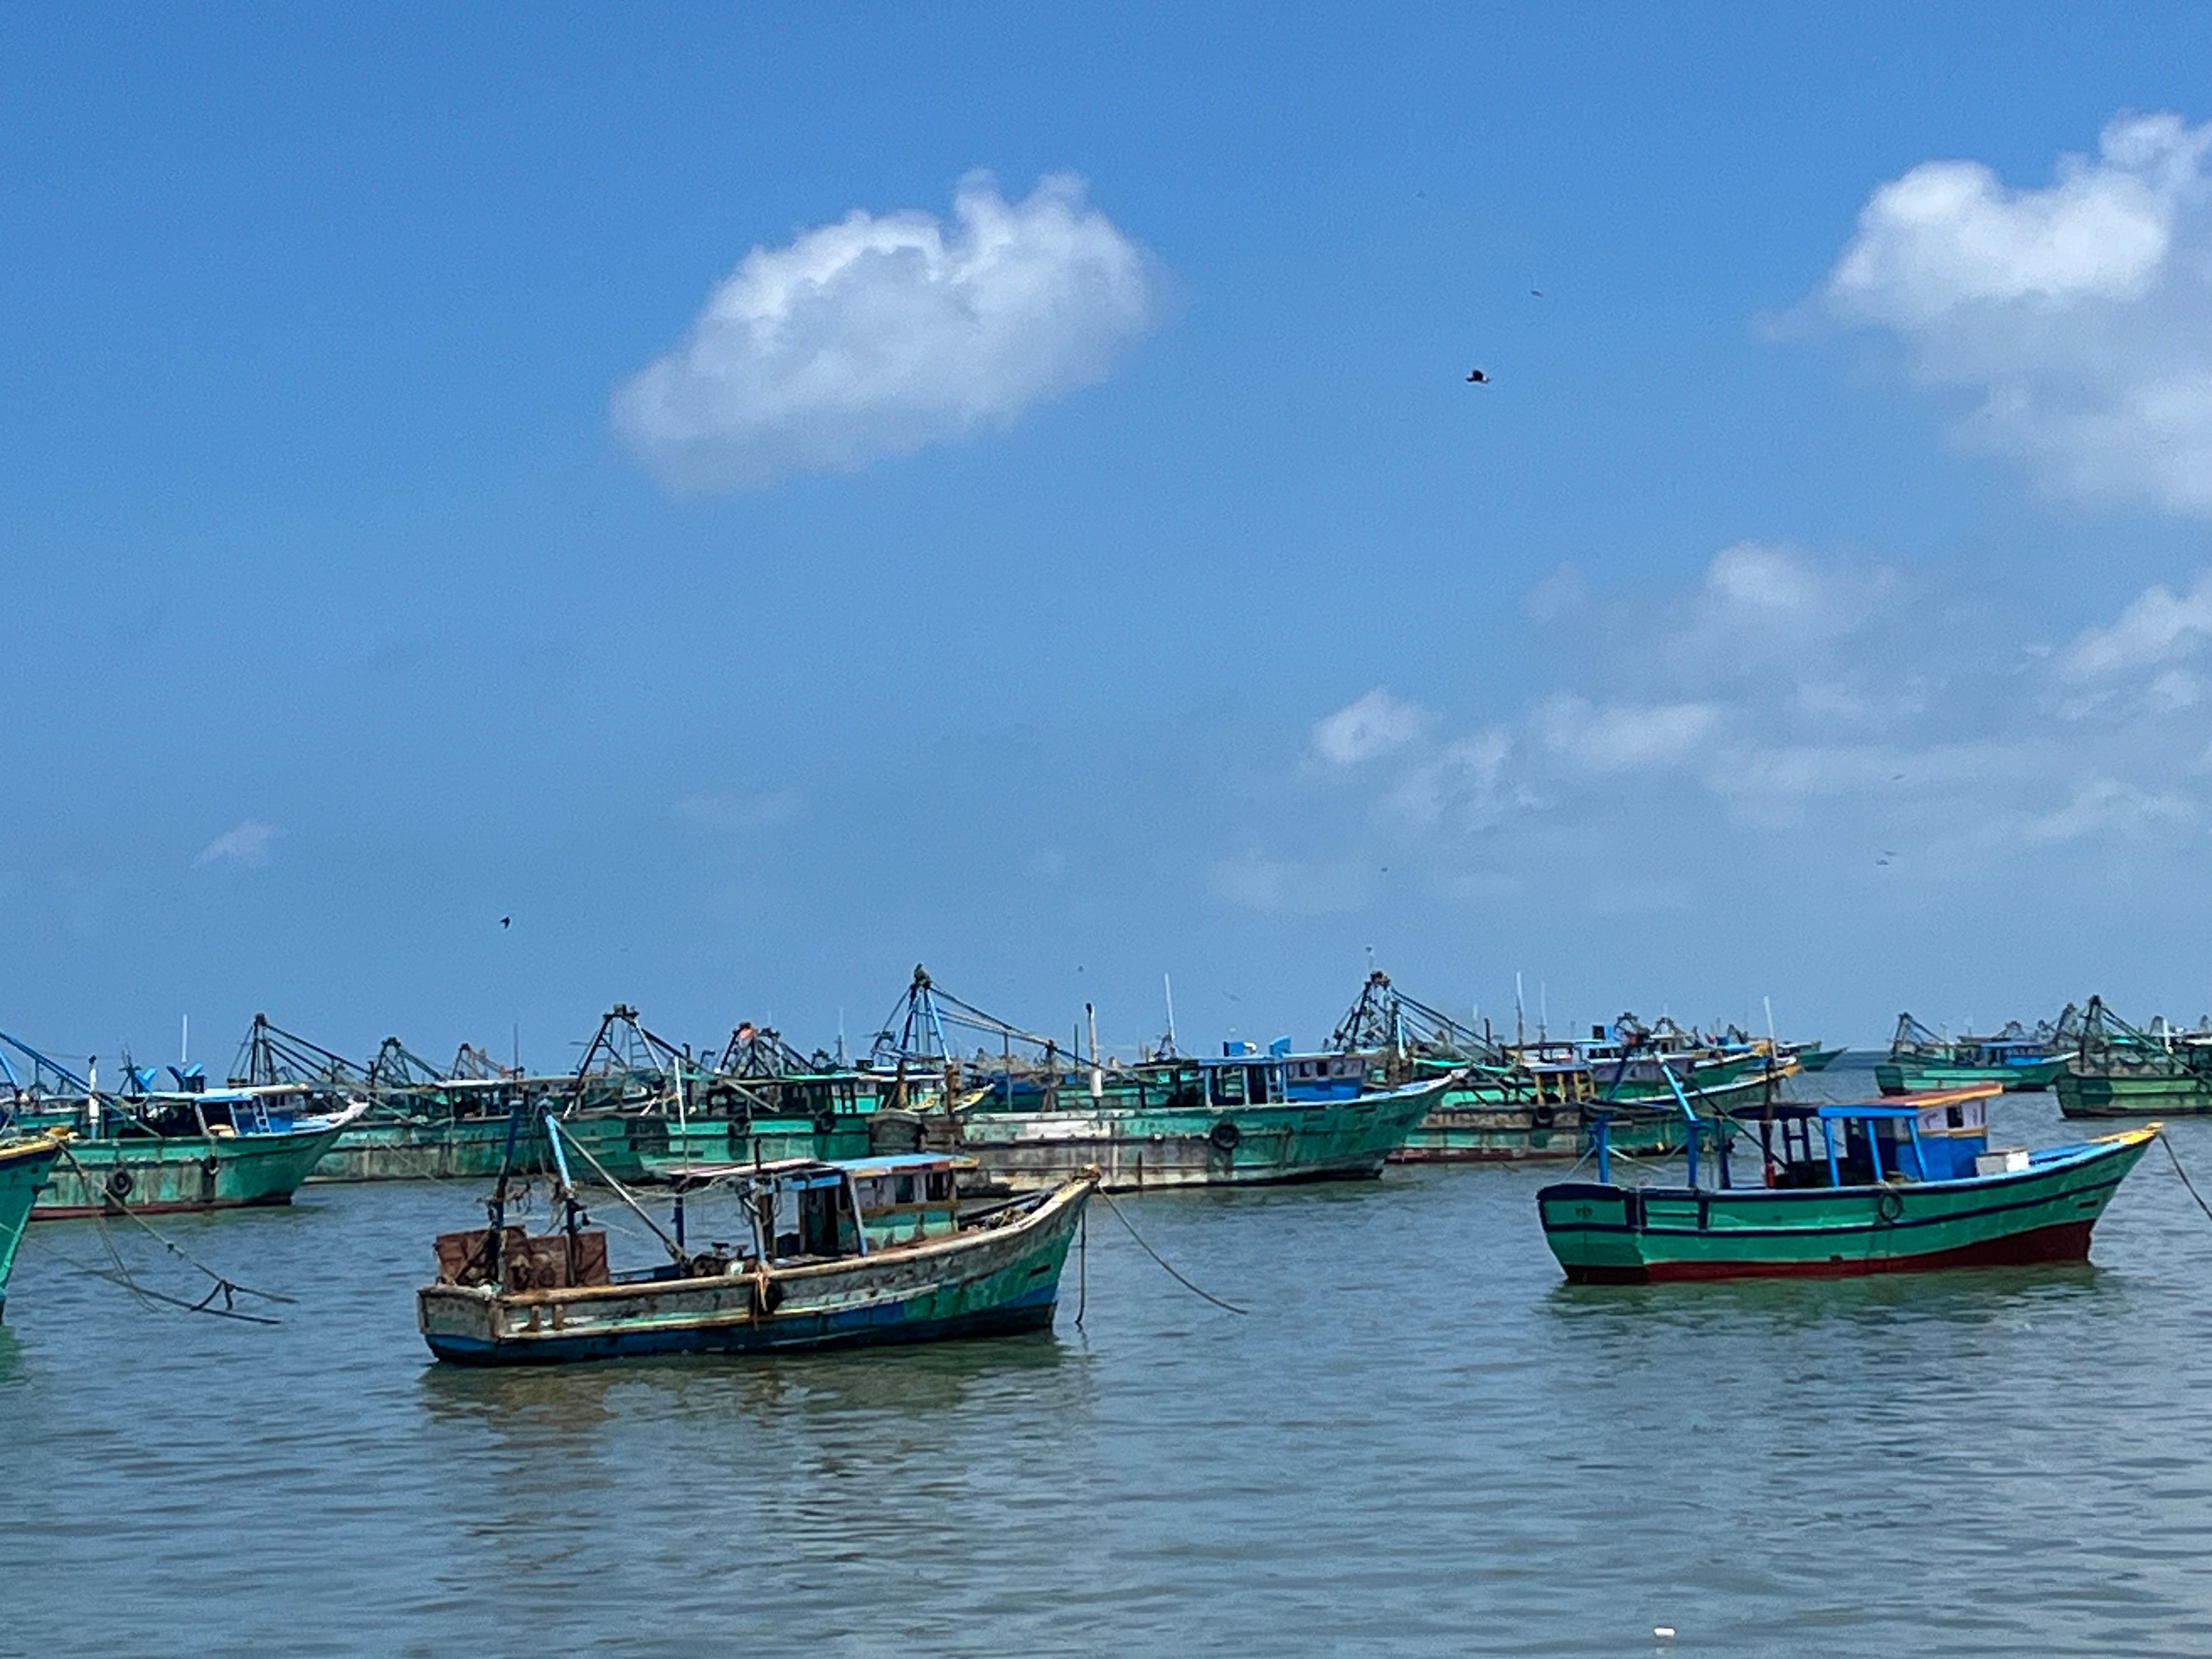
[500,916,511,928]
[1466,369,1489,384]
[1530,289,1543,297]
[1876,857,1891,867]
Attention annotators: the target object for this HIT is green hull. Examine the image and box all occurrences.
[1395,1069,1788,1164]
[312,1113,656,1183]
[1875,1059,2063,1096]
[951,1076,1446,1193]
[1793,1046,1845,1073]
[0,1135,65,1314]
[1537,1130,2152,1282]
[33,1123,349,1218]
[634,1113,927,1182]
[419,1176,1091,1365]
[2056,1069,2212,1118]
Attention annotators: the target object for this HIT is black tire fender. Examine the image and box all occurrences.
[104,1167,134,1200]
[1876,1188,1905,1223]
[1209,1119,1242,1153]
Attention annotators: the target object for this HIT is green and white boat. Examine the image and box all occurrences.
[30,1093,366,1219]
[1537,1086,2154,1283]
[1874,1013,2065,1095]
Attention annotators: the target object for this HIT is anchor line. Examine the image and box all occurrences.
[1093,1187,1248,1316]
[2158,1131,2212,1227]
[51,1146,296,1313]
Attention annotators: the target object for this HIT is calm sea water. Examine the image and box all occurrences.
[6,1057,2212,1656]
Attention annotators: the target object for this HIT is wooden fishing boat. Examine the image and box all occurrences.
[1875,1013,2063,1095]
[951,1063,1453,1192]
[0,1130,66,1315]
[1392,1060,1788,1163]
[31,1093,365,1218]
[2054,996,2212,1118]
[416,1115,1092,1365]
[1536,1085,2154,1283]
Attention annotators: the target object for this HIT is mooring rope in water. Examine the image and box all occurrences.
[49,1146,295,1321]
[1093,1187,1248,1316]
[2158,1131,2212,1226]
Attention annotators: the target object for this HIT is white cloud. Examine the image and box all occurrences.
[613,172,1160,490]
[2058,568,2212,680]
[1310,687,1432,766]
[195,821,276,867]
[1819,112,2212,514]
[1538,696,1720,772]
[672,789,805,832]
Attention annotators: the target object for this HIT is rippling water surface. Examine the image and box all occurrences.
[6,1059,2212,1655]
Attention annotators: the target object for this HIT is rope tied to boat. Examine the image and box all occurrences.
[44,1144,295,1323]
[2156,1130,2212,1227]
[1093,1187,1248,1316]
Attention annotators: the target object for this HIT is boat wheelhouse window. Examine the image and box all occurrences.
[894,1173,916,1205]
[1246,1065,1274,1104]
[926,1170,952,1201]
[1209,1068,1246,1107]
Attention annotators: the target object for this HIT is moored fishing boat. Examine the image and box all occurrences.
[1788,1043,1845,1072]
[32,1091,368,1219]
[0,1130,66,1315]
[416,1111,1092,1365]
[1875,1013,2065,1095]
[1324,973,1797,1164]
[1536,1085,2154,1283]
[953,1062,1452,1192]
[2054,996,2212,1118]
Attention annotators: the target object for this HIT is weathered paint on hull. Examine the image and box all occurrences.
[2056,1070,2212,1118]
[418,1178,1090,1365]
[1875,1059,2064,1095]
[1392,1108,1687,1164]
[1392,1070,1785,1164]
[0,1135,64,1316]
[1536,1130,2151,1283]
[33,1124,349,1218]
[634,1114,924,1182]
[311,1113,645,1183]
[951,1077,1445,1193]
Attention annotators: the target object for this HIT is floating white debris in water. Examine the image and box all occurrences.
[1654,1629,1675,1643]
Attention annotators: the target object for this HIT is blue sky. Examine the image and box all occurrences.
[7,4,2212,1070]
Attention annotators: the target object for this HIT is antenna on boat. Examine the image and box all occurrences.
[1515,973,1525,1048]
[1539,980,1549,1042]
[180,1014,188,1068]
[1162,974,1178,1057]
[1087,1003,1103,1101]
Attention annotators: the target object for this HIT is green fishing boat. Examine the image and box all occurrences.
[1393,1060,1790,1163]
[1537,1086,2154,1282]
[0,1130,66,1316]
[417,1111,1092,1365]
[1789,1043,1845,1073]
[1874,1013,2065,1095]
[2054,995,2212,1118]
[33,1097,364,1218]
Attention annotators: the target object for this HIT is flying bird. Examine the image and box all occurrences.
[1876,858,1891,867]
[1466,369,1489,384]
[500,916,511,929]
[1530,289,1543,297]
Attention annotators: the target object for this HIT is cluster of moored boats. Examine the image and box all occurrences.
[0,970,2180,1359]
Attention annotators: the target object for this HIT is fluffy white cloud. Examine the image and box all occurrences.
[1539,696,1720,772]
[1222,546,2212,915]
[1820,113,2212,514]
[1309,688,1432,765]
[195,821,276,867]
[2058,568,2212,681]
[613,173,1160,490]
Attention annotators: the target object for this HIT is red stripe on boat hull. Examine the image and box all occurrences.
[1563,1218,2097,1284]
